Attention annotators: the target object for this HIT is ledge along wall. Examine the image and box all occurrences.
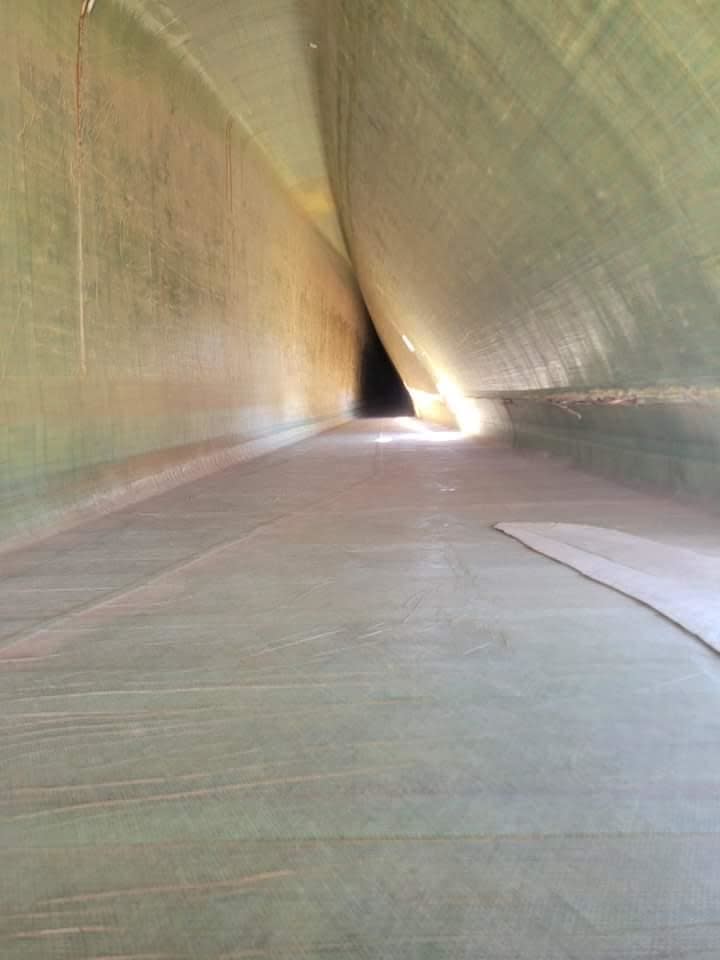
[0,0,366,543]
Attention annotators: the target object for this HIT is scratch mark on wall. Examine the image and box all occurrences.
[10,926,120,940]
[75,1,91,374]
[224,115,236,342]
[13,765,411,819]
[42,870,293,905]
[225,117,234,216]
[244,628,345,660]
[462,641,493,656]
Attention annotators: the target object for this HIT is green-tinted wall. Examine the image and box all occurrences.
[0,0,364,541]
[320,0,720,496]
[5,0,720,516]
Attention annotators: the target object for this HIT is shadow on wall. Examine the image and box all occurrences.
[359,321,413,417]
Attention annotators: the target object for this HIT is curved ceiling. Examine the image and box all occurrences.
[150,0,720,416]
[143,0,344,254]
[319,0,720,403]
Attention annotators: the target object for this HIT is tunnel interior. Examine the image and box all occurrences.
[3,0,720,542]
[4,4,720,958]
[358,319,413,417]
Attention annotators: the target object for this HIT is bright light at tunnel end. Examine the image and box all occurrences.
[392,417,463,442]
[435,378,484,435]
[406,381,485,437]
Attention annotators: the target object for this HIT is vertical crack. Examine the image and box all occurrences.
[225,117,235,336]
[75,0,95,374]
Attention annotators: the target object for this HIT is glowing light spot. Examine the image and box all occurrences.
[394,414,463,443]
[402,335,416,353]
[434,378,484,435]
[408,388,440,420]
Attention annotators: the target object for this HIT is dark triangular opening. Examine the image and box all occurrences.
[359,319,413,417]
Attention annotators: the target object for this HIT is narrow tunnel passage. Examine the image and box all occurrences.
[358,319,413,417]
[3,2,720,958]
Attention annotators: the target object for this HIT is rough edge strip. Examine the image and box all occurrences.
[0,416,350,558]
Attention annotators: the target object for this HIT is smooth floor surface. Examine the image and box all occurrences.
[2,419,720,959]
